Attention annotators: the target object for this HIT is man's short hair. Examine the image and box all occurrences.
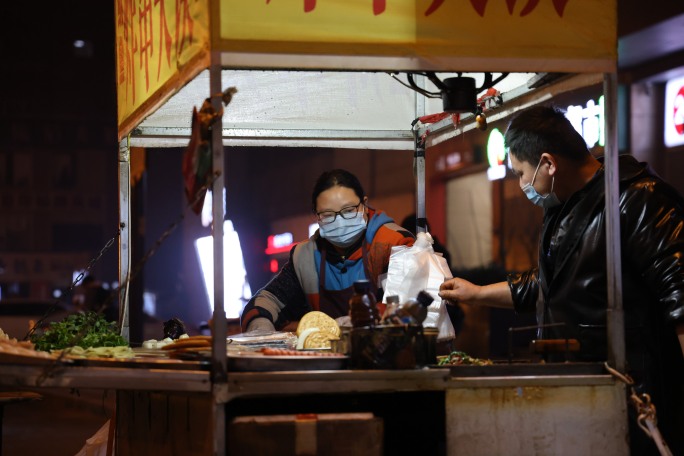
[504,105,589,165]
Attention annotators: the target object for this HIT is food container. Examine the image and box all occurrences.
[348,325,436,369]
[330,327,351,355]
[227,351,348,372]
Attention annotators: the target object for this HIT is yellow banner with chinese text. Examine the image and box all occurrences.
[218,0,615,71]
[116,0,210,139]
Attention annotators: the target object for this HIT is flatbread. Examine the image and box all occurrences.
[161,339,211,351]
[182,335,213,342]
[297,311,340,338]
[303,330,339,350]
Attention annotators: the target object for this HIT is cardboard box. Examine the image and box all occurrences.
[228,412,383,456]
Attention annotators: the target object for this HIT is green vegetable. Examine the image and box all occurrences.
[31,311,127,352]
[437,350,493,366]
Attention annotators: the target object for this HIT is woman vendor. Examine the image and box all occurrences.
[240,169,415,332]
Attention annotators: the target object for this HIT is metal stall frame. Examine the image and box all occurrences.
[418,71,625,371]
[112,2,622,454]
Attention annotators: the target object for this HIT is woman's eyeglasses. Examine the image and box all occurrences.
[316,202,364,225]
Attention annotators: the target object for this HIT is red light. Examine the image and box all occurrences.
[270,259,279,274]
[265,233,296,255]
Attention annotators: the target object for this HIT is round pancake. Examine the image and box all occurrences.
[182,335,213,342]
[297,311,340,338]
[303,330,339,350]
[161,339,211,350]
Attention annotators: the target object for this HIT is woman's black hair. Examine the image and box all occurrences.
[504,105,589,165]
[311,169,366,212]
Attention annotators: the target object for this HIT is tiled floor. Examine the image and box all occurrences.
[1,388,115,456]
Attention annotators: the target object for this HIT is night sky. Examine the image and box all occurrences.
[1,2,121,288]
[1,2,117,127]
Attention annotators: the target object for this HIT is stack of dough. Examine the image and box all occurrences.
[296,311,340,350]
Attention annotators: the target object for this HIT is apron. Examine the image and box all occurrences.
[318,242,376,318]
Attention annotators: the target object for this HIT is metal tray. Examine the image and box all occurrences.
[68,356,210,370]
[227,352,348,372]
[431,362,606,377]
[0,352,73,366]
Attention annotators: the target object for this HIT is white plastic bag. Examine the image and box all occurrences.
[74,419,112,456]
[383,232,455,341]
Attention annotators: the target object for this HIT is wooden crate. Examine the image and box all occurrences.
[228,412,383,456]
[116,391,213,456]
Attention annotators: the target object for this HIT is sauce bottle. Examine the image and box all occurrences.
[383,291,434,325]
[349,280,379,328]
[381,295,400,321]
[399,291,434,325]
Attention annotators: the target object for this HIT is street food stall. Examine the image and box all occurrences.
[0,1,630,455]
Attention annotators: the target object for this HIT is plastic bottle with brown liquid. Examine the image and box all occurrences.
[349,280,379,328]
[383,290,434,326]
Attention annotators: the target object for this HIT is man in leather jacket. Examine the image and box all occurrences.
[439,105,684,455]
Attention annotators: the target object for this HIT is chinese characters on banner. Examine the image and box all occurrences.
[114,0,615,138]
[266,0,570,17]
[116,0,209,136]
[220,0,614,70]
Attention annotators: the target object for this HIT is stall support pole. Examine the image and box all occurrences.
[413,75,427,233]
[413,131,427,233]
[603,72,625,372]
[118,138,131,342]
[208,54,227,456]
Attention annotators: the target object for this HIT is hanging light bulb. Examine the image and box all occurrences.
[475,108,487,131]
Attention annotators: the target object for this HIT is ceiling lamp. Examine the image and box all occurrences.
[402,72,509,114]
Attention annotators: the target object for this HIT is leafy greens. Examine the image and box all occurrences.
[31,311,127,352]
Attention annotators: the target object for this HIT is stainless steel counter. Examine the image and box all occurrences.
[0,362,211,392]
[0,359,629,455]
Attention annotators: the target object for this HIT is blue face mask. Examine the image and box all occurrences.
[318,211,367,247]
[522,158,561,209]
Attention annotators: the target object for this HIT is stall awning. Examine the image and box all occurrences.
[129,69,536,149]
[116,0,616,142]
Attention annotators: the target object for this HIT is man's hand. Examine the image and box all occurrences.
[439,278,514,309]
[439,277,482,306]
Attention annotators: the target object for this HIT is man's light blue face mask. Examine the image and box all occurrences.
[521,157,561,209]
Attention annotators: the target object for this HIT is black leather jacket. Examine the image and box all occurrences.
[509,154,684,455]
[508,154,683,370]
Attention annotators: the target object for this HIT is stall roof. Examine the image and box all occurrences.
[116,0,617,144]
[130,70,537,149]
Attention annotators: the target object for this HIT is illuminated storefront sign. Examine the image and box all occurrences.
[265,232,295,255]
[265,224,319,256]
[486,128,506,180]
[565,96,604,149]
[487,96,604,181]
[195,220,252,318]
[665,75,684,148]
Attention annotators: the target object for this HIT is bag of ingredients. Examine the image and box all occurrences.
[383,232,455,341]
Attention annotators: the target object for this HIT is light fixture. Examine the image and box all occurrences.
[395,72,509,115]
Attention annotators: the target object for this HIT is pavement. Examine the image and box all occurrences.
[1,387,115,456]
